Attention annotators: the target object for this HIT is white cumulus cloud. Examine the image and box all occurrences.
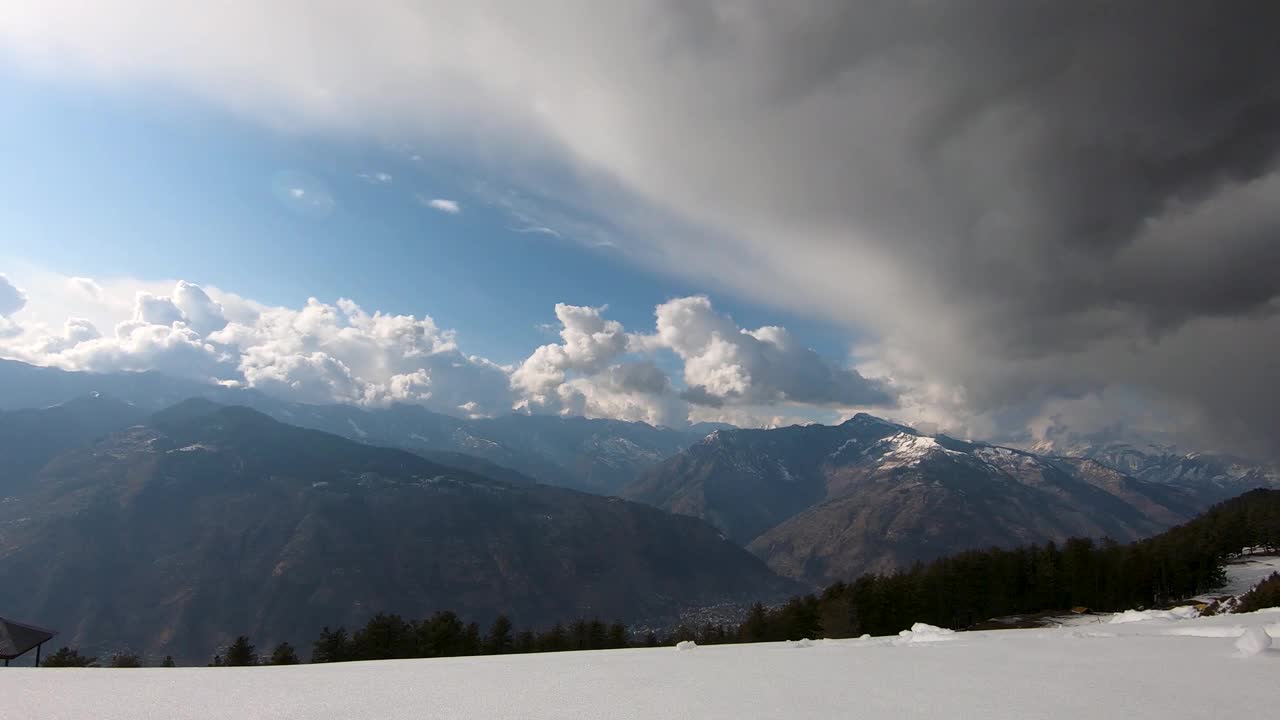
[68,276,102,301]
[513,298,891,425]
[647,296,891,408]
[0,274,513,415]
[0,269,892,427]
[512,303,629,401]
[423,197,461,215]
[133,292,186,326]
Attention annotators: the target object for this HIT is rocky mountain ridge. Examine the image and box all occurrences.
[625,414,1223,585]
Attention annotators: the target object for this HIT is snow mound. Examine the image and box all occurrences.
[675,640,697,651]
[1107,610,1150,624]
[896,623,956,644]
[1161,626,1245,638]
[1235,627,1273,657]
[1108,606,1199,624]
[785,639,814,648]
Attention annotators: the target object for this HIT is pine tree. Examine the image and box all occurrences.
[538,622,568,652]
[415,612,465,658]
[268,642,301,665]
[606,622,629,649]
[514,630,537,654]
[483,615,514,655]
[162,655,176,668]
[311,626,352,663]
[818,585,854,638]
[587,619,608,649]
[353,613,415,660]
[223,635,257,666]
[569,619,591,650]
[462,622,482,656]
[740,603,768,643]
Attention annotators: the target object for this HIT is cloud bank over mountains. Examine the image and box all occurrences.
[0,272,882,426]
[3,2,1279,454]
[509,297,890,426]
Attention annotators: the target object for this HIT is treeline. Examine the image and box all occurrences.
[722,488,1280,642]
[41,648,173,668]
[309,611,653,663]
[210,636,300,667]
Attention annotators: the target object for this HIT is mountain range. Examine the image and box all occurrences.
[623,414,1271,585]
[2,358,1277,659]
[1028,432,1280,504]
[0,399,795,661]
[0,358,705,494]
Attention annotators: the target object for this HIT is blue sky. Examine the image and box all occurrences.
[0,62,854,368]
[0,56,896,430]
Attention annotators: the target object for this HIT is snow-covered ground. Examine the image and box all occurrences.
[1196,554,1280,601]
[3,610,1276,719]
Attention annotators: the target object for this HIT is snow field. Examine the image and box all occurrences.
[2,609,1275,720]
[1195,554,1280,600]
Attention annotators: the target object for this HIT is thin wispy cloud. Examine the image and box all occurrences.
[271,171,335,218]
[285,187,335,215]
[357,171,393,184]
[509,225,562,238]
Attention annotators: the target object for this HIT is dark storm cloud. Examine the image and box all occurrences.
[678,2,1280,453]
[614,1,1280,454]
[707,1,1280,330]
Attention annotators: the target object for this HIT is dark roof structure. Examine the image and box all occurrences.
[0,616,57,661]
